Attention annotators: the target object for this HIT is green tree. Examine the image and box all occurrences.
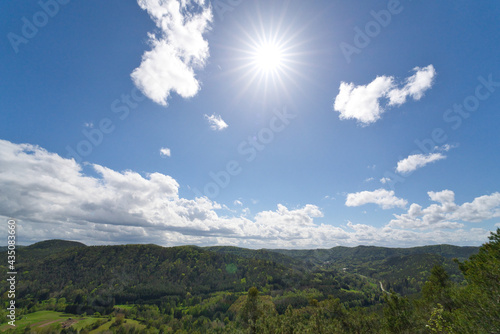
[426,303,453,334]
[281,305,299,334]
[240,287,262,333]
[422,264,454,311]
[453,228,500,333]
[383,292,416,334]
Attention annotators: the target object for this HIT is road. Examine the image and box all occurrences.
[379,281,390,294]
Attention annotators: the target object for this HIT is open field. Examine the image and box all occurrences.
[0,311,68,332]
[90,318,146,334]
[0,311,147,334]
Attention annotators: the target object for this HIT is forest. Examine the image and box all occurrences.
[0,229,498,333]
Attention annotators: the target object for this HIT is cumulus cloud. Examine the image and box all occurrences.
[334,76,393,125]
[204,114,228,131]
[451,193,500,223]
[380,177,391,184]
[131,0,212,106]
[390,190,500,229]
[333,65,436,125]
[396,152,446,174]
[0,140,495,248]
[345,188,408,209]
[387,65,437,105]
[0,140,343,248]
[160,147,171,157]
[396,144,454,174]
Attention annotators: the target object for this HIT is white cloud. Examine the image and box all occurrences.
[131,0,212,106]
[451,193,500,223]
[160,147,171,157]
[0,140,495,248]
[387,65,437,106]
[0,139,339,247]
[345,188,408,209]
[333,65,436,125]
[256,204,323,225]
[364,177,374,183]
[234,200,242,206]
[334,76,393,125]
[396,152,446,174]
[380,177,391,184]
[441,144,455,152]
[390,190,500,229]
[204,114,228,131]
[396,144,454,174]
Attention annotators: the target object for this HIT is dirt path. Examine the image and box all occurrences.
[61,318,79,328]
[37,319,63,328]
[379,281,390,294]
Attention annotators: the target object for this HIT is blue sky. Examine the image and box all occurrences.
[1,0,500,248]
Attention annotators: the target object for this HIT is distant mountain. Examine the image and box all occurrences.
[8,239,87,262]
[0,239,480,311]
[0,239,86,262]
[0,237,494,333]
[24,239,86,250]
[7,243,306,311]
[262,244,479,294]
[205,246,308,269]
[267,244,479,267]
[0,245,26,252]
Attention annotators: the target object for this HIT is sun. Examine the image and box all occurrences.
[228,31,301,102]
[220,11,312,103]
[247,36,289,79]
[253,42,284,73]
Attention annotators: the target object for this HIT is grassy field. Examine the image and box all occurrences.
[0,311,68,332]
[89,319,114,334]
[113,304,135,310]
[89,317,146,334]
[70,316,106,331]
[0,307,150,333]
[0,311,140,333]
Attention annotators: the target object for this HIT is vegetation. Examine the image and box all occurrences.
[0,229,498,333]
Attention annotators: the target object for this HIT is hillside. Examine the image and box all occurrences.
[263,244,479,295]
[0,235,497,334]
[204,246,309,270]
[0,245,26,252]
[7,243,309,314]
[0,240,479,308]
[4,239,87,262]
[268,244,478,266]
